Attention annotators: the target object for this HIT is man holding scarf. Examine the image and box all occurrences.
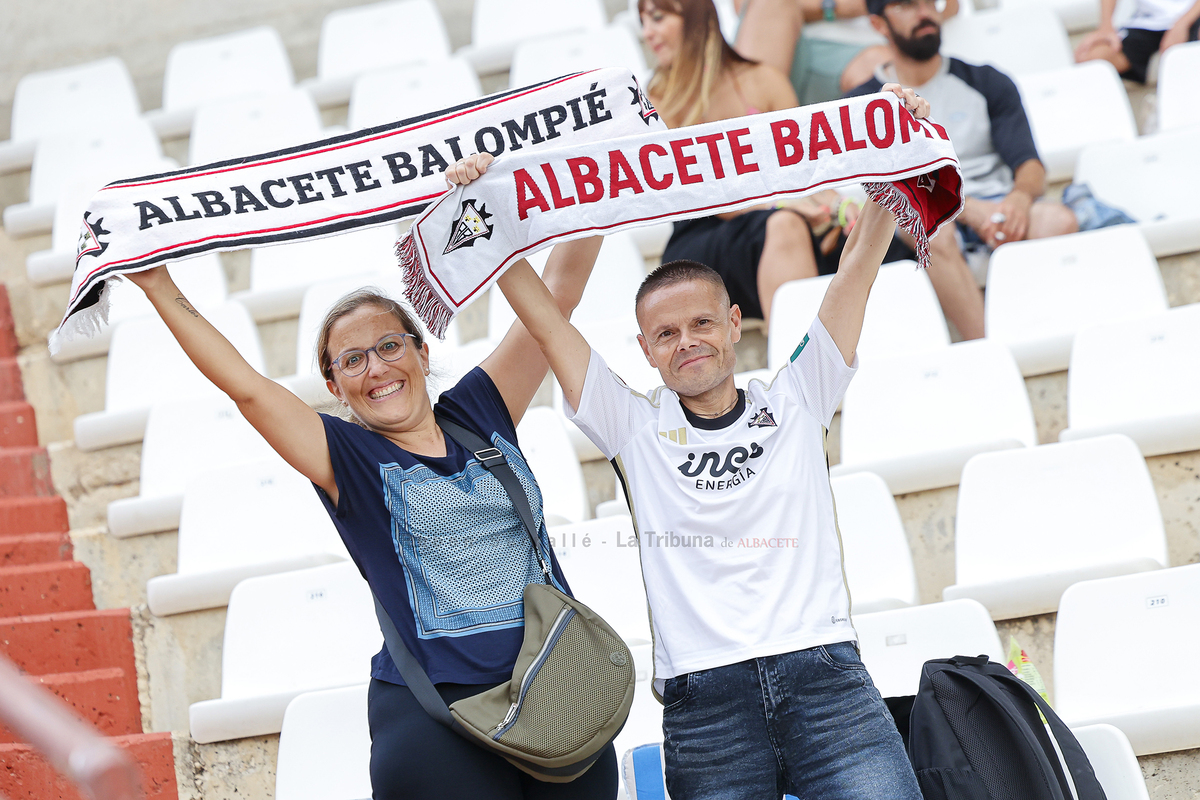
[454,83,928,800]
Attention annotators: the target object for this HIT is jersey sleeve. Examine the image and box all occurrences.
[434,366,518,444]
[780,316,857,427]
[564,349,657,460]
[977,64,1041,175]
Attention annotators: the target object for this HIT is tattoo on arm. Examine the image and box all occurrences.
[174,295,199,317]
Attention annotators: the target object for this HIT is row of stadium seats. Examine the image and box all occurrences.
[201,551,1197,796]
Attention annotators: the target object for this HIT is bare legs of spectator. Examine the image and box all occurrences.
[1074,32,1132,73]
[899,226,986,340]
[962,198,1080,242]
[759,209,821,325]
[734,0,806,76]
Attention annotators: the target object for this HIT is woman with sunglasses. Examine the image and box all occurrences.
[126,232,616,800]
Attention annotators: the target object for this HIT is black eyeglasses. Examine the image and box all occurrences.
[332,333,418,377]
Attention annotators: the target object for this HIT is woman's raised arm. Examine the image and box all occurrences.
[445,153,603,426]
[126,267,338,501]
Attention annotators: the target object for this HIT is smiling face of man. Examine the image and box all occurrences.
[878,0,944,61]
[636,275,742,400]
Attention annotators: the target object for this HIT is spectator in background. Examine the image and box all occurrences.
[734,0,961,105]
[643,0,867,324]
[1075,0,1200,82]
[846,0,1079,340]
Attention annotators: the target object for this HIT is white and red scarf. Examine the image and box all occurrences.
[50,68,661,353]
[399,92,964,338]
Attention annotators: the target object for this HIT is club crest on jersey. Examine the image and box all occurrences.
[628,78,660,126]
[748,408,776,429]
[76,211,111,263]
[444,199,493,254]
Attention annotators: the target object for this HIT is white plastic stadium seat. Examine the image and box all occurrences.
[307,0,451,107]
[552,314,663,462]
[147,459,349,616]
[1156,40,1200,132]
[1059,303,1200,456]
[943,435,1168,619]
[855,599,1003,699]
[489,232,646,341]
[768,261,949,371]
[516,407,589,525]
[460,0,608,75]
[830,472,918,613]
[1071,724,1151,800]
[4,119,167,237]
[188,89,323,167]
[233,224,401,322]
[276,684,373,800]
[509,25,649,88]
[106,396,280,538]
[0,57,141,175]
[348,58,483,131]
[26,160,178,287]
[1014,62,1137,182]
[188,561,380,743]
[985,226,1167,376]
[148,26,295,139]
[49,254,227,363]
[1054,564,1200,756]
[1075,129,1200,257]
[941,6,1072,77]
[998,0,1100,33]
[548,515,650,644]
[72,302,265,452]
[833,340,1037,495]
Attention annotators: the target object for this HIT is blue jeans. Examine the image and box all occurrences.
[661,642,921,800]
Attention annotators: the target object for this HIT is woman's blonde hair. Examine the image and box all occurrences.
[639,0,753,127]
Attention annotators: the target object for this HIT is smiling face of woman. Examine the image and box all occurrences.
[641,1,686,69]
[324,304,432,434]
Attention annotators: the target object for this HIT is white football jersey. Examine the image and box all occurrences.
[568,316,860,687]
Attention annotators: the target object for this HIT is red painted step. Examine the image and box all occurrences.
[0,732,177,800]
[0,667,141,743]
[0,360,22,403]
[0,401,37,449]
[0,533,72,566]
[0,610,133,675]
[0,448,54,498]
[0,496,69,536]
[0,562,94,617]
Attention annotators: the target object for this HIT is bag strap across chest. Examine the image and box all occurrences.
[371,414,552,731]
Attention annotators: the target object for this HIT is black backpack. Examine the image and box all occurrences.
[907,655,1108,800]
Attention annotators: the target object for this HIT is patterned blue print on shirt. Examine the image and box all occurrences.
[380,433,559,639]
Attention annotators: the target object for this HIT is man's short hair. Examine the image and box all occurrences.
[866,0,890,14]
[634,260,730,318]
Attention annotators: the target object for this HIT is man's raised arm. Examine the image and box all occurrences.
[817,83,930,366]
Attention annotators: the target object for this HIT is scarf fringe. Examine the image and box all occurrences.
[47,278,115,357]
[396,233,452,339]
[864,181,931,271]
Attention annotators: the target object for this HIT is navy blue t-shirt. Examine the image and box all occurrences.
[316,367,570,686]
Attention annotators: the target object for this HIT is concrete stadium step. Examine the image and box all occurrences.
[0,447,55,498]
[0,401,38,449]
[0,666,142,743]
[0,561,95,616]
[0,609,135,675]
[0,496,69,535]
[0,532,72,566]
[0,732,177,800]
